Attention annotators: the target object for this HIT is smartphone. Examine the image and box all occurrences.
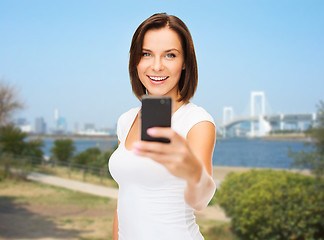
[141,96,172,143]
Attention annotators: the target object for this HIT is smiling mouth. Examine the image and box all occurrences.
[147,76,169,81]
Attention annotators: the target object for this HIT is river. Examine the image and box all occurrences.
[213,138,311,169]
[40,137,312,169]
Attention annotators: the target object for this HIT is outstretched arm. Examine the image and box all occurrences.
[132,121,216,211]
[113,206,118,239]
[184,121,216,210]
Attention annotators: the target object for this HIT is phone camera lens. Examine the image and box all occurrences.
[160,99,165,104]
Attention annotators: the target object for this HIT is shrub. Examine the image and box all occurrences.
[216,169,324,240]
[72,148,116,179]
[73,147,101,165]
[0,124,27,154]
[203,222,240,240]
[50,139,75,162]
[290,100,324,179]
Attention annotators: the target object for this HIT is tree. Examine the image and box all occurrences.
[51,139,75,162]
[88,146,116,168]
[311,101,324,154]
[290,100,324,178]
[0,124,44,158]
[0,125,44,177]
[93,150,116,179]
[23,139,44,160]
[0,80,24,125]
[73,147,101,165]
[0,124,26,155]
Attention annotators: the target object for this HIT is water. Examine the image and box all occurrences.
[41,138,118,156]
[40,138,312,169]
[213,138,311,169]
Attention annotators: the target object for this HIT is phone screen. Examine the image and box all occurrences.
[141,96,172,143]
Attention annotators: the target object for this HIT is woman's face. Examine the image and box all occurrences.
[137,27,185,100]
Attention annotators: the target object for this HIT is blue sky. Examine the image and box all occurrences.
[1,0,323,131]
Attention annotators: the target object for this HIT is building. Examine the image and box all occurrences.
[53,109,67,134]
[56,117,67,133]
[35,117,47,134]
[16,118,27,126]
[15,118,33,133]
[84,123,96,131]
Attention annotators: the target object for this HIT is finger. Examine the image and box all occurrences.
[133,148,173,164]
[147,127,181,142]
[132,149,190,180]
[133,141,175,155]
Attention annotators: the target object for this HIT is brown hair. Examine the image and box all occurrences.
[129,13,198,103]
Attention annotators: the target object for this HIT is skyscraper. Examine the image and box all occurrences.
[35,117,47,134]
[53,109,67,134]
[54,109,59,123]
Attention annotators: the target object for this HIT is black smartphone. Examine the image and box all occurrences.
[141,96,172,143]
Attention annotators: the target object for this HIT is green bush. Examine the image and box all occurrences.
[73,147,101,165]
[50,139,75,162]
[216,169,324,240]
[73,148,116,178]
[289,100,324,179]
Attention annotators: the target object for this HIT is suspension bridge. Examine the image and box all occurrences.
[219,91,317,138]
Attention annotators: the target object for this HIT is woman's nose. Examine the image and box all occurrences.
[152,57,164,71]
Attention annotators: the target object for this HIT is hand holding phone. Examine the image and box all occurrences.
[141,96,172,143]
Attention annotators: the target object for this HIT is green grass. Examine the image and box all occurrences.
[0,179,111,206]
[198,219,239,240]
[0,178,116,239]
[33,164,119,188]
[80,238,106,240]
[0,157,118,188]
[0,177,239,240]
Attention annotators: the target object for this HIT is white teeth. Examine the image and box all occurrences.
[148,76,168,81]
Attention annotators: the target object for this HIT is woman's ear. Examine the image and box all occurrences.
[182,64,185,70]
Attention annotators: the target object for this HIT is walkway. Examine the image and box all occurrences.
[26,172,230,222]
[27,172,119,199]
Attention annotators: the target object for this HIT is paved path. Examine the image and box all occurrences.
[27,172,119,199]
[26,172,230,222]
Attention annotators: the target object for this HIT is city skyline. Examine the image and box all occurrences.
[1,1,323,130]
[16,109,115,135]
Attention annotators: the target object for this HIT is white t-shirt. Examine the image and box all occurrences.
[109,102,215,240]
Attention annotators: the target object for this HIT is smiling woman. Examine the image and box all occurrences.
[136,27,185,98]
[109,13,216,240]
[129,13,198,104]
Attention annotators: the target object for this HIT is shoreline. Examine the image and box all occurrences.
[261,133,314,142]
[212,165,311,181]
[216,133,314,142]
[28,134,118,141]
[29,133,312,142]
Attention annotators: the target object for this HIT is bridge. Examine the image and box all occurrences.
[220,91,318,138]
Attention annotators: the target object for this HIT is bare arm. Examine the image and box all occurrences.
[113,206,118,240]
[185,121,216,210]
[113,142,120,240]
[132,121,217,211]
[184,166,216,211]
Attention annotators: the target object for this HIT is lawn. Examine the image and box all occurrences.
[0,178,238,240]
[0,179,116,240]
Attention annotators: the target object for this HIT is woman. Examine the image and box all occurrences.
[109,13,216,240]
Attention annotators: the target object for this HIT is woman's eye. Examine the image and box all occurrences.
[142,52,151,57]
[166,53,176,58]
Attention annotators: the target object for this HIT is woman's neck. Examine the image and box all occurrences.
[172,99,187,115]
